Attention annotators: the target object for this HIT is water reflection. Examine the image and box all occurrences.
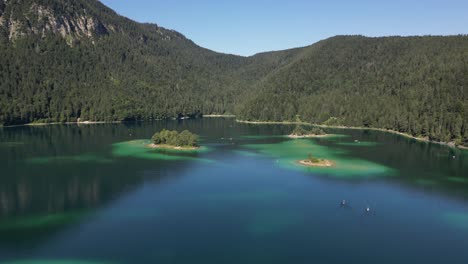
[0,120,237,244]
[0,119,467,241]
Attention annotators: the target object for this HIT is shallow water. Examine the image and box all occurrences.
[0,118,467,264]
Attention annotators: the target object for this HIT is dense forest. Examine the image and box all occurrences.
[152,129,198,147]
[238,36,468,146]
[0,0,467,146]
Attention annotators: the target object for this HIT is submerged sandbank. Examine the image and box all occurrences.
[237,119,467,150]
[298,159,334,167]
[147,143,200,151]
[288,134,329,139]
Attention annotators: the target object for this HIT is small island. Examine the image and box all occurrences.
[288,125,327,138]
[148,129,199,150]
[298,153,334,167]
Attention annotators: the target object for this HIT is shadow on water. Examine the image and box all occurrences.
[0,121,228,247]
[0,158,206,246]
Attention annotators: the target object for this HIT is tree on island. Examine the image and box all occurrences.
[307,153,322,164]
[299,153,333,167]
[292,126,308,136]
[291,125,325,136]
[152,129,199,147]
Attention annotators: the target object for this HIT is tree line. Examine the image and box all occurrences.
[1,0,467,147]
[152,129,198,147]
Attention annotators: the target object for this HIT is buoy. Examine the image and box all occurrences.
[365,207,371,213]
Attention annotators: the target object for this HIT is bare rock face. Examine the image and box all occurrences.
[1,0,114,45]
[0,0,186,47]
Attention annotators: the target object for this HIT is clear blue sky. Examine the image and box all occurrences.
[100,0,468,56]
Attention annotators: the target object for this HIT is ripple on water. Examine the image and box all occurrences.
[248,210,302,236]
[242,138,394,178]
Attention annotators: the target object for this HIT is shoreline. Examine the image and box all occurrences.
[237,119,467,150]
[2,115,234,128]
[147,143,200,151]
[202,114,236,118]
[3,117,466,151]
[298,159,334,167]
[4,121,123,128]
[237,120,308,125]
[288,134,329,139]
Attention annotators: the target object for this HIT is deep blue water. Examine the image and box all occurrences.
[0,118,467,264]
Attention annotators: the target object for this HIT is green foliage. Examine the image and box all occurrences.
[307,153,321,163]
[0,0,260,125]
[309,127,326,135]
[291,125,325,136]
[151,129,198,147]
[323,117,345,126]
[178,130,198,147]
[0,0,467,147]
[291,126,307,136]
[238,36,468,146]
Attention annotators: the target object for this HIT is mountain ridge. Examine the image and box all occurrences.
[0,0,467,146]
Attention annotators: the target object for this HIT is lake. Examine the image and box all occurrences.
[0,118,467,264]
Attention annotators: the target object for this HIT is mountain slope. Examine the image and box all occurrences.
[0,0,293,123]
[0,0,467,146]
[238,35,468,144]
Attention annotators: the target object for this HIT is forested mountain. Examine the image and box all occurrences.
[0,0,467,146]
[238,36,468,145]
[0,0,295,123]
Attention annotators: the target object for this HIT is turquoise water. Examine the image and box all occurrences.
[0,119,467,264]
